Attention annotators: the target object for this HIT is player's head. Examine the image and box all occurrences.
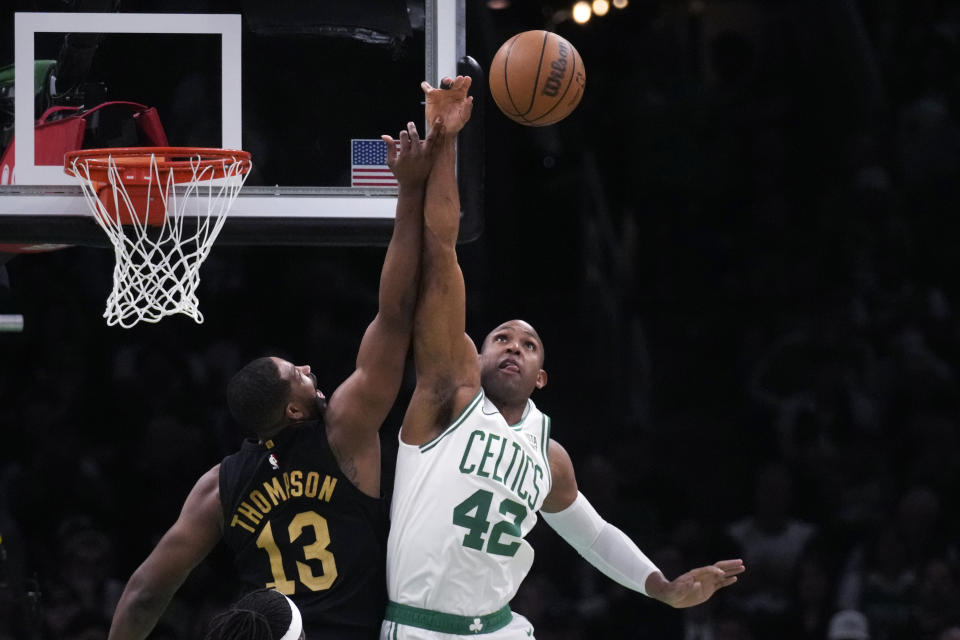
[204,588,305,640]
[479,319,547,406]
[227,356,326,438]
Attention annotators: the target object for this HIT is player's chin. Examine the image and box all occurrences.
[487,376,524,399]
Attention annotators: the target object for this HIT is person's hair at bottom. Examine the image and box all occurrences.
[204,588,295,640]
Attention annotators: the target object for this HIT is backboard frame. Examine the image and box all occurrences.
[0,1,484,247]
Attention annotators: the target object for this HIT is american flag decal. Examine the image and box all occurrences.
[351,139,398,187]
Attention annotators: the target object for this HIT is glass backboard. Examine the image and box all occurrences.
[0,0,483,247]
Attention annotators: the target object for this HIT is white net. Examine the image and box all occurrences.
[67,150,250,328]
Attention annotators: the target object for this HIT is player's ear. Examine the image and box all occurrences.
[285,400,304,421]
[535,369,547,390]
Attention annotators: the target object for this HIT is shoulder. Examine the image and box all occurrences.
[542,439,578,513]
[195,465,222,497]
[180,465,224,529]
[546,440,574,483]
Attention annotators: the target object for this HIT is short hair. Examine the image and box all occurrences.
[205,589,295,640]
[226,357,289,435]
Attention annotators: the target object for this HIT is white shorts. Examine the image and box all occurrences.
[380,612,535,639]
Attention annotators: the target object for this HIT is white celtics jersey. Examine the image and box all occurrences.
[387,389,553,616]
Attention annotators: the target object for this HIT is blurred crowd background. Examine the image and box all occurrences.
[2,0,960,638]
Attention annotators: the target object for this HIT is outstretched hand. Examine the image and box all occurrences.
[421,75,473,134]
[382,119,446,186]
[653,559,745,609]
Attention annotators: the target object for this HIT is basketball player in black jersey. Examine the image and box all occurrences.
[106,118,448,640]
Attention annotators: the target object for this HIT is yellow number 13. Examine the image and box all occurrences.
[256,510,338,594]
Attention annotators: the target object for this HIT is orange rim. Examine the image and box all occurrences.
[64,147,252,184]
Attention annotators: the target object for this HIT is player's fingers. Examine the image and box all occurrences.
[440,76,453,89]
[689,566,723,585]
[421,80,434,94]
[449,75,471,93]
[715,558,744,567]
[398,130,411,153]
[719,575,739,588]
[715,559,746,574]
[407,121,421,146]
[381,135,397,164]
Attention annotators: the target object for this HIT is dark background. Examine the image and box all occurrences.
[2,1,960,639]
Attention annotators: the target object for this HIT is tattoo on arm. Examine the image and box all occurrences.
[329,440,359,485]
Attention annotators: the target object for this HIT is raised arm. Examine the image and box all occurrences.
[402,76,480,445]
[108,466,223,640]
[324,122,444,489]
[541,440,745,608]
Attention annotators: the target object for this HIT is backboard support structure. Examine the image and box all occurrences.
[0,1,483,247]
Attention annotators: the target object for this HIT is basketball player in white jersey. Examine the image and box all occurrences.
[380,76,746,639]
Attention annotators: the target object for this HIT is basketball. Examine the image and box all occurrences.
[488,30,586,127]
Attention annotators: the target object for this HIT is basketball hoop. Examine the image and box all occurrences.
[64,147,252,328]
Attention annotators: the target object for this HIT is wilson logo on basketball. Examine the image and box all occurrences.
[542,41,569,98]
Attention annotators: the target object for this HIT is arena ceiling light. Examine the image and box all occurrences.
[572,1,592,23]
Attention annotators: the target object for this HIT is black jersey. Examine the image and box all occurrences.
[219,421,387,640]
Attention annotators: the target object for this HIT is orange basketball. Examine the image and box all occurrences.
[488,30,586,126]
